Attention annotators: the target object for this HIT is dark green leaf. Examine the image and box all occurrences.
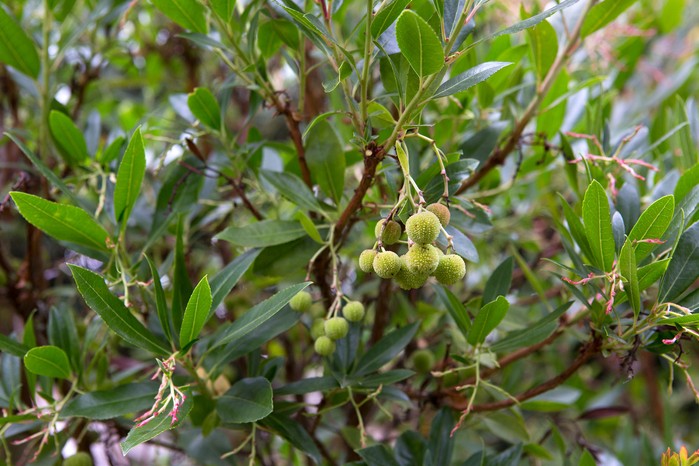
[434,285,470,338]
[23,345,71,379]
[626,195,674,262]
[353,322,420,376]
[559,195,596,264]
[582,180,615,272]
[433,62,512,99]
[483,257,514,304]
[395,430,426,466]
[467,296,509,346]
[261,170,323,213]
[425,408,455,466]
[209,249,260,316]
[260,412,321,464]
[659,222,699,303]
[152,0,207,33]
[145,256,174,345]
[216,220,307,247]
[61,383,158,419]
[172,218,192,335]
[114,127,146,225]
[371,0,411,38]
[491,302,571,353]
[10,192,110,256]
[47,306,79,371]
[69,265,169,356]
[179,276,212,349]
[395,10,444,78]
[217,377,273,423]
[357,445,400,466]
[581,0,637,38]
[187,87,221,130]
[0,333,29,357]
[275,376,339,396]
[619,241,641,316]
[49,111,89,166]
[305,119,345,203]
[441,226,479,263]
[0,8,40,78]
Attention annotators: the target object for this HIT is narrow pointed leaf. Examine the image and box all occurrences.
[217,377,273,423]
[216,220,307,247]
[23,346,71,379]
[61,383,158,419]
[619,242,641,316]
[659,222,699,303]
[145,256,174,345]
[187,87,221,130]
[371,0,411,38]
[209,249,260,317]
[69,265,169,356]
[305,119,345,203]
[581,0,638,38]
[353,322,420,376]
[434,62,512,98]
[626,195,674,262]
[396,10,445,77]
[582,181,615,272]
[0,334,29,357]
[261,170,322,213]
[114,128,146,225]
[467,296,509,345]
[0,8,40,78]
[49,111,89,166]
[179,276,212,349]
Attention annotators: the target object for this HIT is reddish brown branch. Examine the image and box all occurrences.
[270,94,313,189]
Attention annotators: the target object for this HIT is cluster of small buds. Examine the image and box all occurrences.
[359,203,466,289]
[135,355,187,427]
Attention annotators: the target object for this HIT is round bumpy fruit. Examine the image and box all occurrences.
[310,318,326,339]
[63,453,94,466]
[411,349,435,374]
[358,249,378,273]
[375,219,402,245]
[343,301,365,322]
[314,336,336,356]
[395,262,429,290]
[289,291,312,312]
[434,254,466,285]
[324,317,349,340]
[406,211,441,245]
[373,251,402,278]
[404,244,440,275]
[426,203,451,227]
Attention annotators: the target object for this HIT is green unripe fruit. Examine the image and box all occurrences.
[375,219,402,245]
[411,349,435,374]
[434,254,466,285]
[395,256,429,290]
[373,251,401,278]
[343,301,365,322]
[314,336,336,356]
[426,203,451,227]
[63,452,93,466]
[324,317,349,340]
[405,244,440,275]
[289,291,312,312]
[406,211,441,245]
[308,302,326,319]
[358,249,378,273]
[310,318,326,339]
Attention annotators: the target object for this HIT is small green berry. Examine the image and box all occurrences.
[324,317,349,340]
[405,211,441,245]
[395,256,429,290]
[426,203,451,227]
[308,302,326,319]
[343,301,365,322]
[373,251,401,278]
[404,244,440,275]
[434,254,466,285]
[310,318,326,339]
[314,336,336,356]
[289,291,312,312]
[375,219,402,245]
[358,249,378,273]
[411,349,435,374]
[63,452,93,466]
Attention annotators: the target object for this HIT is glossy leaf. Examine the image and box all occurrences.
[171,218,192,335]
[61,383,158,419]
[659,222,699,303]
[145,256,174,345]
[582,180,615,272]
[433,62,512,99]
[114,128,146,225]
[261,170,323,213]
[625,194,674,262]
[152,0,207,33]
[10,192,110,255]
[619,241,641,316]
[23,345,71,379]
[491,302,572,353]
[49,111,89,166]
[261,412,321,464]
[187,87,221,130]
[179,276,212,349]
[217,377,273,423]
[371,0,411,38]
[581,0,637,38]
[395,10,445,78]
[352,322,420,377]
[560,195,596,264]
[483,257,514,304]
[434,285,471,338]
[69,265,169,356]
[216,220,307,247]
[357,445,400,466]
[468,296,509,346]
[209,249,261,316]
[0,8,40,78]
[305,119,345,203]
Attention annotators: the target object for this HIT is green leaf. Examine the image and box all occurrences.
[0,333,29,357]
[434,285,471,338]
[305,119,345,203]
[353,322,420,377]
[659,222,699,303]
[216,377,273,423]
[295,211,324,244]
[581,0,637,38]
[61,383,158,420]
[582,180,615,272]
[49,111,89,166]
[426,408,456,466]
[275,376,339,396]
[433,62,512,99]
[10,192,110,256]
[260,412,321,464]
[559,195,596,264]
[210,0,235,21]
[121,388,193,455]
[579,450,597,466]
[69,265,169,356]
[658,314,699,326]
[395,10,445,78]
[114,127,146,225]
[261,169,323,213]
[619,241,641,317]
[211,282,311,350]
[674,163,699,204]
[179,276,212,349]
[357,445,401,466]
[152,0,207,33]
[216,220,307,247]
[187,87,221,130]
[209,249,261,316]
[48,306,80,372]
[23,345,71,379]
[626,195,674,262]
[171,218,192,335]
[483,257,514,305]
[467,296,509,346]
[0,8,40,78]
[526,13,557,82]
[145,256,174,346]
[491,302,572,353]
[371,0,411,38]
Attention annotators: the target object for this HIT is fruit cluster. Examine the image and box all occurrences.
[358,203,466,289]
